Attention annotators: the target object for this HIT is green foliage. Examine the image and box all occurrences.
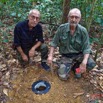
[90,32,103,61]
[0,26,13,43]
[0,0,8,3]
[0,0,103,61]
[0,0,63,26]
[70,0,103,31]
[0,0,33,23]
[33,0,62,24]
[0,0,102,40]
[0,0,103,28]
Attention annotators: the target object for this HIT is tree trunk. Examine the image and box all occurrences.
[62,0,71,23]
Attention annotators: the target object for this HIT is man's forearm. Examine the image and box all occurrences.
[17,46,25,56]
[47,46,55,64]
[31,41,42,50]
[48,46,55,57]
[82,54,90,64]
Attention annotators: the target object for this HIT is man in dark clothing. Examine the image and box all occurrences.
[13,9,50,71]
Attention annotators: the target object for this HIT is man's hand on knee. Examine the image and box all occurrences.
[29,48,35,57]
[79,62,86,73]
[21,54,28,61]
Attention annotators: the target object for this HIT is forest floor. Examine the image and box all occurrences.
[0,24,103,103]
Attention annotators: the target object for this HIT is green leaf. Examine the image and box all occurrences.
[101,3,103,6]
[90,37,99,44]
[18,13,21,17]
[0,22,3,26]
[3,39,9,43]
[96,18,101,23]
[11,12,16,16]
[100,19,103,26]
[0,0,8,3]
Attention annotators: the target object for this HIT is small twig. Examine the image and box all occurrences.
[73,92,84,98]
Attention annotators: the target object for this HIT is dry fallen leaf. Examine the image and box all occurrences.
[3,88,8,96]
[73,92,84,98]
[2,64,6,68]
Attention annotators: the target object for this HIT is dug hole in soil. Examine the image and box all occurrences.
[7,63,95,103]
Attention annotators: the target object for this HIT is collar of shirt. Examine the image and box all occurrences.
[24,20,37,31]
[65,23,81,36]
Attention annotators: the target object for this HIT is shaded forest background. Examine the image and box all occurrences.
[0,0,103,61]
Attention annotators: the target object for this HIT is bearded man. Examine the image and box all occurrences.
[47,8,96,80]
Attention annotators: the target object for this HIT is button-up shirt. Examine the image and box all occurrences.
[14,20,44,52]
[50,23,91,54]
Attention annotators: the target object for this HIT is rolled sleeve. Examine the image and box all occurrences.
[83,48,91,54]
[13,25,21,47]
[81,28,91,54]
[50,27,60,48]
[37,25,44,43]
[50,41,57,48]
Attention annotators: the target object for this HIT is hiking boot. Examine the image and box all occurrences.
[57,64,71,81]
[41,62,51,71]
[58,73,70,81]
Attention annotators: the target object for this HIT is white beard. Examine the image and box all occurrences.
[70,23,77,27]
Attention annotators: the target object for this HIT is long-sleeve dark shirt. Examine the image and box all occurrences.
[13,20,44,52]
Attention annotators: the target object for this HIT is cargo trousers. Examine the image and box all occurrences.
[16,43,48,67]
[57,53,96,80]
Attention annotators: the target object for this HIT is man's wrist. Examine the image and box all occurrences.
[21,52,25,57]
[48,54,53,57]
[31,47,36,51]
[82,59,87,65]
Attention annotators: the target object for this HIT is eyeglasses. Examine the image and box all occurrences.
[69,16,80,19]
[30,15,40,20]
